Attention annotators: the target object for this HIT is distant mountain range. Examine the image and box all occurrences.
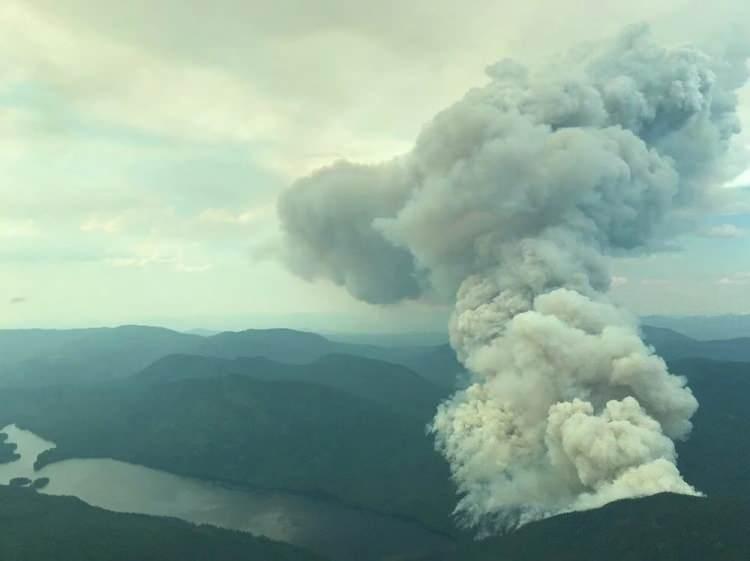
[0,326,463,389]
[645,314,750,340]
[641,325,750,363]
[9,322,747,392]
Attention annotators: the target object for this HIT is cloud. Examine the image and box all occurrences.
[198,205,274,226]
[0,1,410,178]
[1,0,749,329]
[704,223,746,238]
[6,0,748,178]
[640,279,675,287]
[175,263,213,274]
[80,216,122,234]
[718,272,750,285]
[611,275,629,287]
[0,219,38,239]
[725,159,750,188]
[106,240,212,273]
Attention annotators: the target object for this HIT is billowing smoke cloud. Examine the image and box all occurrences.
[278,25,748,530]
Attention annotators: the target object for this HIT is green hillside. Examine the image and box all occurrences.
[137,353,448,419]
[669,358,750,499]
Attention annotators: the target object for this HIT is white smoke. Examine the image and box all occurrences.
[434,286,700,531]
[277,25,748,531]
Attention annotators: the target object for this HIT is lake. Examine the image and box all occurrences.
[0,424,453,561]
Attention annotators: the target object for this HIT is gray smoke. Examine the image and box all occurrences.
[278,25,748,531]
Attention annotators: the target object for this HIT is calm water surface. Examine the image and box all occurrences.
[0,425,453,561]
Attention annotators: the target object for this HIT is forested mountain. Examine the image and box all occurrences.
[137,353,447,419]
[669,358,750,499]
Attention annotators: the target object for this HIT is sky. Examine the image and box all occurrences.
[2,0,750,331]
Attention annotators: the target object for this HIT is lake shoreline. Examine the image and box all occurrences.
[22,420,458,540]
[1,424,457,561]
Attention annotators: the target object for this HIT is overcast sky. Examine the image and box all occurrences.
[2,0,750,331]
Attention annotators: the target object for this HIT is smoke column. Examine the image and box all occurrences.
[278,26,749,531]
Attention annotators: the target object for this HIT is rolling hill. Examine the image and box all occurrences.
[136,353,448,419]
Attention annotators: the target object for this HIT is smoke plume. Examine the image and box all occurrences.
[278,25,748,530]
